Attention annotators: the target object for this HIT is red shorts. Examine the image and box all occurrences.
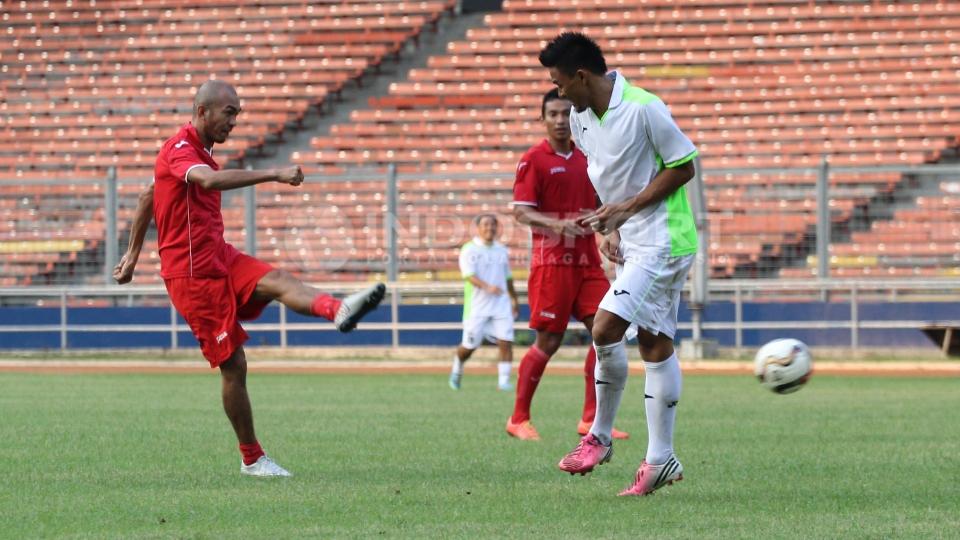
[164,251,274,367]
[527,264,609,334]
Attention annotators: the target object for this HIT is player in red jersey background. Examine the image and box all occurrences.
[507,89,628,441]
[114,80,385,477]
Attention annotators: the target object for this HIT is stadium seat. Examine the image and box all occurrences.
[5,0,960,284]
[0,0,454,285]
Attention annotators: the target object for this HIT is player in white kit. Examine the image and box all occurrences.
[449,214,520,391]
[540,32,699,496]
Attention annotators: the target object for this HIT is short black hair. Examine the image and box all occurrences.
[474,213,498,226]
[538,32,607,76]
[540,88,568,119]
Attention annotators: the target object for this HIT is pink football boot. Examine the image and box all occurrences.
[557,434,612,475]
[618,455,683,496]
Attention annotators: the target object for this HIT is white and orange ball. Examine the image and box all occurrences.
[754,338,813,394]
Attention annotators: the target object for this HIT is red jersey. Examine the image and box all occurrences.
[513,139,602,267]
[153,123,231,278]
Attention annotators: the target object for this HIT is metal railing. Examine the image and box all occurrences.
[6,162,960,286]
[1,279,958,353]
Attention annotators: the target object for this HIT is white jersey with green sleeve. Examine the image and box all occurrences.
[570,70,699,256]
[459,238,512,321]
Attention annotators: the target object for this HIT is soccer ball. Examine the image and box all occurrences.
[754,338,813,394]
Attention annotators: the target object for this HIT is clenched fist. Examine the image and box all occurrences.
[277,165,304,186]
[113,252,138,284]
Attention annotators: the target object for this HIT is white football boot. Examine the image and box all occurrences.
[240,455,292,477]
[335,283,386,332]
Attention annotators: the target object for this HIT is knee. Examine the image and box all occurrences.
[590,311,629,346]
[638,335,674,362]
[257,269,297,299]
[591,323,621,347]
[592,341,628,388]
[220,349,248,384]
[536,333,563,356]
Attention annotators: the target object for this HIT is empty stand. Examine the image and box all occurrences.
[0,180,109,285]
[3,1,960,286]
[0,1,454,285]
[287,0,960,278]
[1,0,454,178]
[783,178,960,278]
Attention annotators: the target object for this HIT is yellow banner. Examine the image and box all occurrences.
[644,66,710,78]
[0,240,85,253]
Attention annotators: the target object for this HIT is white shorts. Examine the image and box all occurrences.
[598,250,694,340]
[460,314,515,349]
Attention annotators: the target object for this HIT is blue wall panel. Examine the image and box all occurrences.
[0,331,61,349]
[68,332,171,349]
[0,307,60,324]
[286,330,392,346]
[69,307,169,324]
[0,300,953,350]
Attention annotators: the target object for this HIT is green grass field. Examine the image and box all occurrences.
[1,370,958,539]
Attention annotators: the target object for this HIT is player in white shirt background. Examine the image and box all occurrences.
[450,214,520,391]
[539,32,700,497]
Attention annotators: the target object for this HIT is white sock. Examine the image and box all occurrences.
[497,361,511,386]
[590,340,628,446]
[644,352,682,465]
[452,355,464,375]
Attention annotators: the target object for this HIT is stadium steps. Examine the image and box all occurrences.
[1,1,466,286]
[276,0,960,281]
[741,152,960,279]
[243,11,488,172]
[780,150,960,278]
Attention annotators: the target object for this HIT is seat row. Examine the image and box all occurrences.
[0,2,453,283]
[289,0,959,279]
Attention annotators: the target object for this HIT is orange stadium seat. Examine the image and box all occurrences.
[0,0,453,285]
[3,0,960,284]
[280,0,960,278]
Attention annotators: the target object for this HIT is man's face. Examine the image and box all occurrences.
[200,91,241,144]
[542,97,572,142]
[549,67,589,113]
[477,216,498,243]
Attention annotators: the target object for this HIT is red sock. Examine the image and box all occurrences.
[239,441,265,466]
[581,346,597,423]
[511,345,550,424]
[310,294,341,320]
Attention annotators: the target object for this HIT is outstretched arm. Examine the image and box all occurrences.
[113,184,154,284]
[188,165,304,191]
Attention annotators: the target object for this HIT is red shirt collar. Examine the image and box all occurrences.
[181,122,213,155]
[538,138,577,155]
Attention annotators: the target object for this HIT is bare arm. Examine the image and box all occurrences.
[188,165,303,191]
[581,161,695,234]
[623,161,695,215]
[506,278,519,318]
[512,204,590,238]
[467,275,503,296]
[597,229,625,264]
[113,184,154,284]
